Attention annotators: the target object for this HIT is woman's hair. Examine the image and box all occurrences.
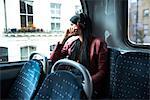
[70,15,80,25]
[70,13,92,68]
[80,13,92,68]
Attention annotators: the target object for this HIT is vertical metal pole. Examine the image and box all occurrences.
[4,0,8,32]
[25,1,28,27]
[136,0,139,43]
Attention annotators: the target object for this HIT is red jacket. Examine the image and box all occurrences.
[50,36,108,97]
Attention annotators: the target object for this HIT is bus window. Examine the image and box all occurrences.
[0,0,82,62]
[128,0,150,45]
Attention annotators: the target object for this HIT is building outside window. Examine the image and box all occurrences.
[51,22,60,31]
[51,23,55,30]
[56,23,60,30]
[143,9,149,17]
[20,46,36,60]
[50,3,61,31]
[144,24,149,35]
[0,47,8,62]
[0,0,82,62]
[128,0,150,45]
[50,3,61,16]
[20,0,33,28]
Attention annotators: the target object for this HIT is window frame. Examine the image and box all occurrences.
[20,46,36,61]
[51,22,60,31]
[50,3,61,17]
[0,47,8,62]
[127,0,150,48]
[143,24,149,35]
[20,0,33,28]
[50,3,61,32]
[143,9,149,17]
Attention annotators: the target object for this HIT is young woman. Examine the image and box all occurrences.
[50,13,108,99]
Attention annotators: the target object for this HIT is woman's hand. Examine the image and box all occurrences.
[60,24,79,45]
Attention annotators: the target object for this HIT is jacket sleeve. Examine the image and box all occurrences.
[50,42,68,63]
[91,39,108,86]
[50,36,80,63]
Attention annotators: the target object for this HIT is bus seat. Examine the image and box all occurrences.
[112,52,150,99]
[34,71,82,100]
[8,59,44,99]
[50,59,93,99]
[107,48,121,97]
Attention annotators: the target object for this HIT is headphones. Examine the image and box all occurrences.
[70,13,90,30]
[77,13,87,29]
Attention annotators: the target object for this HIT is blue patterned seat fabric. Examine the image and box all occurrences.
[112,52,150,99]
[8,59,43,99]
[35,71,82,100]
[107,48,121,97]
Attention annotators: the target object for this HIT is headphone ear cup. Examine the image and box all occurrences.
[80,13,87,25]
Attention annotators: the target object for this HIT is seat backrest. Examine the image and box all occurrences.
[107,48,121,97]
[112,52,150,99]
[8,59,44,99]
[35,71,82,100]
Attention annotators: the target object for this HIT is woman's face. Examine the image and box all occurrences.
[69,22,82,36]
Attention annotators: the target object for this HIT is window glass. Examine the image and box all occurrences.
[21,46,28,60]
[21,15,26,27]
[128,0,150,45]
[21,46,36,61]
[56,23,60,30]
[20,1,26,13]
[56,10,61,15]
[143,9,149,17]
[20,0,33,28]
[50,3,61,17]
[50,3,55,8]
[51,10,55,14]
[56,4,61,9]
[28,16,33,27]
[27,4,33,14]
[51,23,55,30]
[0,0,82,62]
[0,47,8,62]
[144,24,149,34]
